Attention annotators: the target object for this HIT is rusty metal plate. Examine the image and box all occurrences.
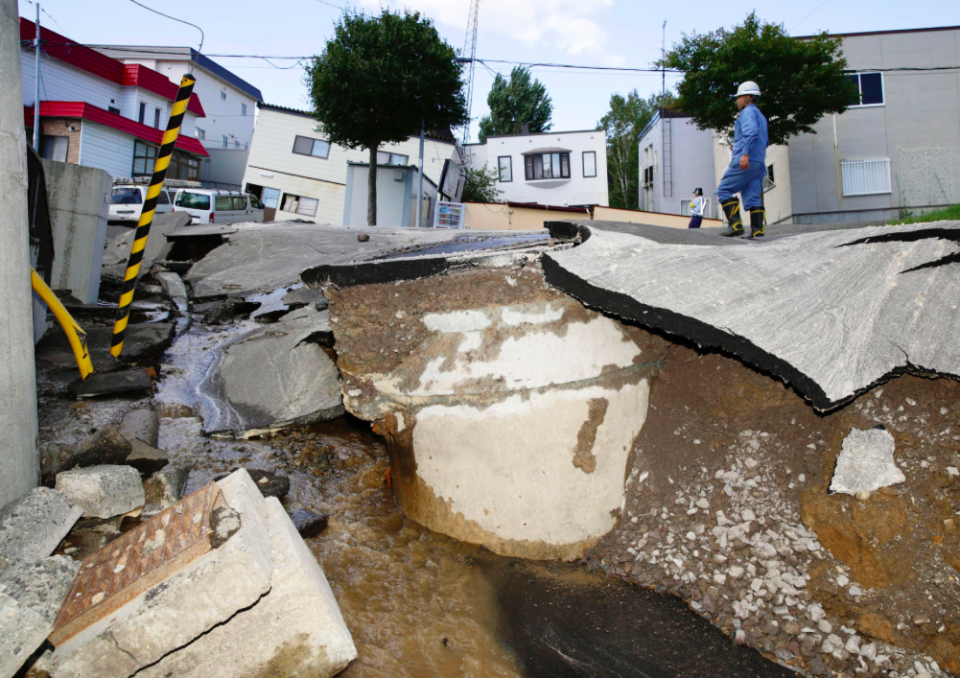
[50,482,225,647]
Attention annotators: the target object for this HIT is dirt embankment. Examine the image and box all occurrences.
[587,333,960,677]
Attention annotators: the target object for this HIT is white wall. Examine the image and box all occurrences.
[20,52,122,111]
[464,130,608,206]
[159,61,257,149]
[79,123,135,178]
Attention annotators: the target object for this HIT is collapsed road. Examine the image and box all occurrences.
[7,218,959,678]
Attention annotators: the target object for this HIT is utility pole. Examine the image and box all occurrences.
[661,20,666,99]
[33,3,40,150]
[416,121,425,227]
[0,0,41,504]
[460,0,480,153]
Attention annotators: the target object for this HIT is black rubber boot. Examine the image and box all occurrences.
[719,199,744,237]
[747,207,765,239]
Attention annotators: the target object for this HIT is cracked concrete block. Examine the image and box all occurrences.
[154,272,188,314]
[139,497,356,678]
[143,469,188,515]
[0,488,83,571]
[55,466,145,519]
[48,471,272,678]
[830,428,905,496]
[119,409,159,450]
[0,557,80,678]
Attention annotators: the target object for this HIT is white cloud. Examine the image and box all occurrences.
[356,0,621,62]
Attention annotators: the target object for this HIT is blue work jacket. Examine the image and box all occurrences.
[731,104,768,165]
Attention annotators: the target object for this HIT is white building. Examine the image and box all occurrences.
[19,19,208,179]
[241,103,460,225]
[463,129,609,207]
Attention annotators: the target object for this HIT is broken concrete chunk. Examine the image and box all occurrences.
[201,297,259,325]
[123,443,168,477]
[138,497,356,678]
[119,409,159,449]
[72,425,133,469]
[288,509,329,539]
[48,472,273,678]
[208,506,242,549]
[830,428,905,496]
[154,271,189,313]
[38,324,174,375]
[0,488,82,572]
[55,466,145,519]
[68,370,153,399]
[143,468,188,515]
[282,285,328,310]
[197,306,343,435]
[0,556,80,678]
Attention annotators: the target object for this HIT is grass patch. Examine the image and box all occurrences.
[888,204,960,225]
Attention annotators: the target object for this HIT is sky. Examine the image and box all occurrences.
[17,0,958,141]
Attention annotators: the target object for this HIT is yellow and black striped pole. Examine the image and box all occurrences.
[110,74,195,358]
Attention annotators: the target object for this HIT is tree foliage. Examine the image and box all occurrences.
[478,67,553,142]
[306,9,468,225]
[598,90,672,209]
[460,165,502,203]
[661,13,855,146]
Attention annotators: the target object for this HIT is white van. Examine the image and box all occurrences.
[173,189,264,225]
[108,185,173,225]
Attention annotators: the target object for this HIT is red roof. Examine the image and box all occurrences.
[20,19,204,116]
[25,102,209,157]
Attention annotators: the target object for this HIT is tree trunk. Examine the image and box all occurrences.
[367,144,378,226]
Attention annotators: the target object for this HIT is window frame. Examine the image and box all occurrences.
[497,156,513,183]
[241,103,247,116]
[524,152,571,181]
[292,135,331,159]
[132,140,158,176]
[763,163,776,192]
[280,193,318,217]
[153,107,161,128]
[175,191,211,210]
[377,151,409,166]
[220,91,227,101]
[138,102,146,124]
[196,128,205,140]
[846,72,885,108]
[261,187,280,209]
[582,151,597,178]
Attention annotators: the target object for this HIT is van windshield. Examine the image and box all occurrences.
[110,187,143,205]
[175,192,211,210]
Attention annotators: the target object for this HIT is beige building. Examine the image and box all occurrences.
[241,103,459,225]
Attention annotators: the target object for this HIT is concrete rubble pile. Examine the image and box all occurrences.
[44,469,355,678]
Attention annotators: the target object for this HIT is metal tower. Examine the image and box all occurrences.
[461,0,480,151]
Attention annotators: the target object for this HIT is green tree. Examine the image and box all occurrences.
[598,90,672,209]
[307,9,468,225]
[478,67,552,142]
[660,13,855,146]
[460,165,502,203]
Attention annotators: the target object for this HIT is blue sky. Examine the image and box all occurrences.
[18,0,957,140]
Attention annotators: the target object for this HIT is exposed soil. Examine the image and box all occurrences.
[587,331,960,676]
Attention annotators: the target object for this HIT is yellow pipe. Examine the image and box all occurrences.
[31,267,94,379]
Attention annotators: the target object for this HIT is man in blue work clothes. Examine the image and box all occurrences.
[718,81,769,238]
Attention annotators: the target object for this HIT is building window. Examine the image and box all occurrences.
[582,151,597,178]
[133,140,157,175]
[261,187,281,209]
[841,158,891,196]
[244,142,249,150]
[293,135,331,159]
[524,152,570,180]
[376,151,408,166]
[220,91,226,100]
[108,106,120,115]
[241,103,247,116]
[196,128,205,140]
[222,135,228,148]
[497,156,513,182]
[642,165,654,187]
[39,136,69,162]
[281,193,318,217]
[138,102,146,124]
[235,140,240,148]
[168,151,200,181]
[763,164,776,192]
[153,107,161,128]
[847,72,884,107]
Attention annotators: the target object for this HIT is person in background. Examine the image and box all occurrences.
[717,80,769,239]
[688,188,705,229]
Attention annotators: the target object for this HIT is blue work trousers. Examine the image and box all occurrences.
[717,161,766,210]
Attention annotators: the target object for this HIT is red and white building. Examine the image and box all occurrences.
[19,19,208,180]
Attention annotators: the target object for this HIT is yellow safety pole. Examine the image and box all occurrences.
[31,268,94,379]
[110,74,196,357]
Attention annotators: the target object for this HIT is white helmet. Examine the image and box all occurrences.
[732,81,761,98]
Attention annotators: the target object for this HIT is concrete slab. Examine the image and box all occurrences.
[830,428,905,496]
[197,305,343,436]
[67,370,154,399]
[65,425,132,472]
[37,323,174,373]
[1,592,49,678]
[119,409,158,450]
[55,466,145,519]
[153,272,188,314]
[0,488,82,572]
[183,222,542,299]
[48,471,273,678]
[138,497,356,678]
[0,556,80,624]
[101,212,191,278]
[542,221,960,411]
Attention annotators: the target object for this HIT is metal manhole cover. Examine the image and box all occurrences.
[50,482,225,646]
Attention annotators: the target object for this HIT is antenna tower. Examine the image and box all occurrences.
[461,0,480,151]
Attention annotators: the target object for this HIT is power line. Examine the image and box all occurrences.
[308,0,344,9]
[790,0,832,33]
[124,0,204,61]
